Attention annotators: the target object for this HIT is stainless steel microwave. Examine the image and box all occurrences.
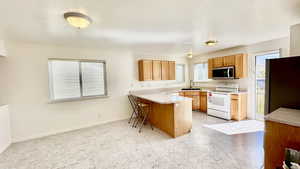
[212,66,235,79]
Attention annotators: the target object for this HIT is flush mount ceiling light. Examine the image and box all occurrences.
[187,50,193,59]
[64,12,92,29]
[205,40,218,46]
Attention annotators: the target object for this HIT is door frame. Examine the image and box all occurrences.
[254,50,281,120]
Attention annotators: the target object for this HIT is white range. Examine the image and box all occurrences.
[207,85,239,120]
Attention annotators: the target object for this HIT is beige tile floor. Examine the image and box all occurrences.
[0,112,264,169]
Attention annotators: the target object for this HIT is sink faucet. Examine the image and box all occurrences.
[190,80,193,88]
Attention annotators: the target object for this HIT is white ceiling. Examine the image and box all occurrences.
[0,0,300,55]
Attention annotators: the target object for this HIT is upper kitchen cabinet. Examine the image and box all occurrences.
[161,61,169,80]
[235,54,248,78]
[138,59,176,81]
[223,55,235,66]
[138,60,153,81]
[207,53,248,79]
[168,61,176,80]
[152,60,162,80]
[208,59,213,79]
[213,57,224,68]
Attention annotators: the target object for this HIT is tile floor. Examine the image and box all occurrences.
[0,112,264,169]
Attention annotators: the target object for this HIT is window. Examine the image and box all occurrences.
[194,63,208,81]
[176,64,185,83]
[48,59,107,102]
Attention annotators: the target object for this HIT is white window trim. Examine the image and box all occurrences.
[193,62,211,82]
[253,50,281,120]
[176,64,185,83]
[48,58,109,103]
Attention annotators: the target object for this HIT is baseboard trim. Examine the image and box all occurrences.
[0,142,11,154]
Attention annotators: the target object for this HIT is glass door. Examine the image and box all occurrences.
[255,51,280,120]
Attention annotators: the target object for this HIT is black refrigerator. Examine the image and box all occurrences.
[265,56,300,114]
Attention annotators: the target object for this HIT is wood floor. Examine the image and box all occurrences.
[0,112,264,169]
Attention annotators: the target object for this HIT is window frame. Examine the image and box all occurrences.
[176,64,185,83]
[193,62,211,82]
[48,58,108,103]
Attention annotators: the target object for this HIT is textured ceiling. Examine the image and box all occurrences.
[0,0,300,55]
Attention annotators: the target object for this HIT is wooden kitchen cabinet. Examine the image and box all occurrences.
[152,60,162,80]
[235,54,248,78]
[179,92,185,96]
[199,91,207,113]
[207,53,248,79]
[223,55,235,66]
[213,57,224,68]
[138,59,176,81]
[192,95,200,110]
[179,91,201,111]
[264,108,300,169]
[208,59,213,79]
[168,61,176,80]
[161,61,169,80]
[185,95,200,111]
[138,60,153,81]
[230,93,247,121]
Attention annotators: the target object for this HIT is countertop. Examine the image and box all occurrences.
[265,108,300,127]
[131,93,192,104]
[179,89,247,94]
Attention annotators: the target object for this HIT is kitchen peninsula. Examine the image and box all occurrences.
[131,90,192,138]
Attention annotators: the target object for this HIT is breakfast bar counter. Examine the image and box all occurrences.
[131,92,192,138]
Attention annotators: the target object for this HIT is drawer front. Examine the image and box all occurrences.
[231,94,239,100]
[200,91,207,96]
[184,91,200,96]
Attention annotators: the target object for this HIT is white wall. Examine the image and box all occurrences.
[0,105,11,154]
[290,23,300,56]
[2,42,189,142]
[189,37,290,119]
[0,56,8,105]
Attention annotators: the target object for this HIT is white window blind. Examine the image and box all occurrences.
[49,60,81,100]
[194,63,208,81]
[48,59,107,102]
[81,62,105,96]
[176,64,185,83]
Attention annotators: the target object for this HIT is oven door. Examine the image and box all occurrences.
[212,67,235,79]
[207,92,230,112]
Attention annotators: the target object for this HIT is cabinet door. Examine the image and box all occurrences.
[192,95,200,110]
[224,55,235,66]
[199,92,207,113]
[235,54,248,78]
[179,92,185,96]
[168,61,176,80]
[208,59,213,79]
[230,95,239,120]
[230,94,247,121]
[185,95,200,110]
[161,61,169,80]
[213,57,224,68]
[185,92,200,111]
[138,60,153,81]
[152,60,162,80]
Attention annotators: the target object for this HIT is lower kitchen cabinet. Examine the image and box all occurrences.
[199,91,207,113]
[230,93,247,121]
[179,91,207,112]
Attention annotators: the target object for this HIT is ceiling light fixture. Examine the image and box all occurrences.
[205,40,218,46]
[187,50,193,59]
[64,12,92,29]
